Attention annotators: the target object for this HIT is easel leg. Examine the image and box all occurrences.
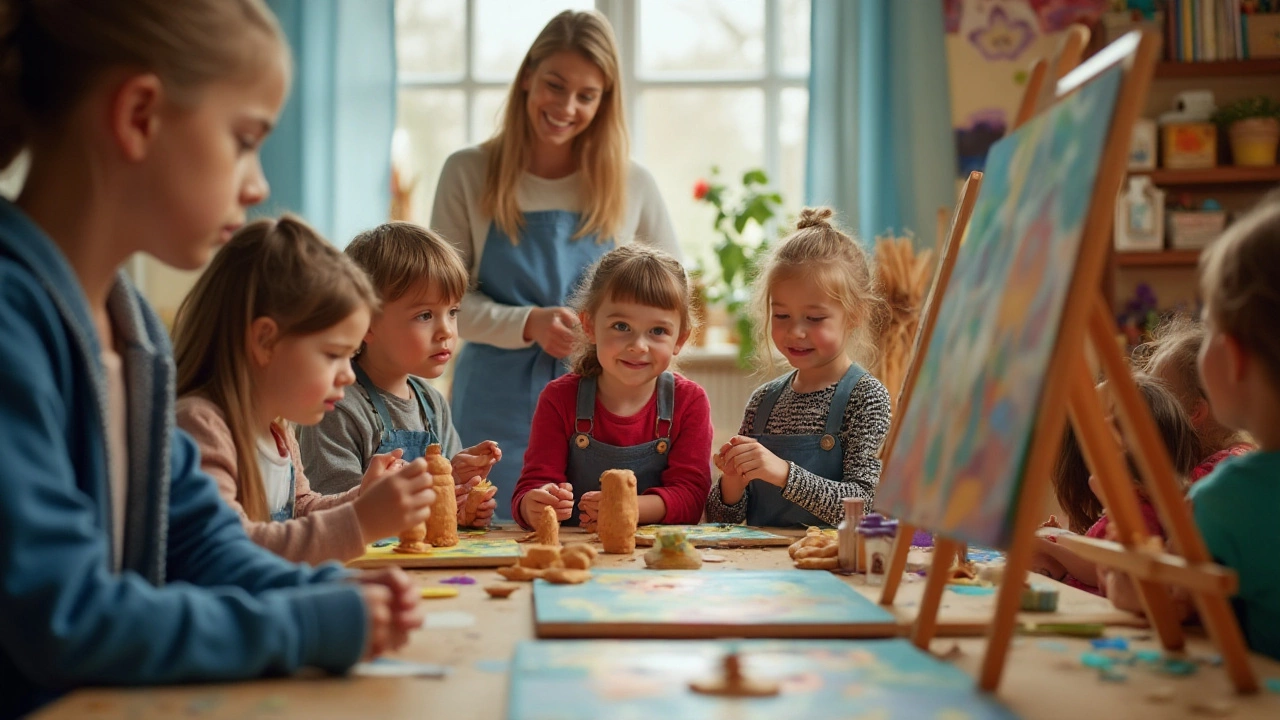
[879,522,915,605]
[912,537,959,651]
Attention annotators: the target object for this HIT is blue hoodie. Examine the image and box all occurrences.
[0,200,367,718]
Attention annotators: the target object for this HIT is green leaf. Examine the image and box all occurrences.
[733,212,750,234]
[735,314,755,368]
[742,169,768,186]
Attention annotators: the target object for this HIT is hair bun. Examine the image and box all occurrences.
[796,206,834,230]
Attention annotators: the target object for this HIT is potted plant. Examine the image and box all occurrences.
[1211,96,1280,167]
[692,167,784,367]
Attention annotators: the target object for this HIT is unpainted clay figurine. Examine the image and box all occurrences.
[535,504,560,546]
[394,522,429,554]
[542,567,592,584]
[597,469,638,554]
[520,544,562,570]
[424,445,458,547]
[643,528,702,570]
[496,565,543,582]
[788,526,838,570]
[460,479,494,526]
[689,653,779,698]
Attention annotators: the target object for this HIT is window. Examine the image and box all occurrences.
[394,0,809,264]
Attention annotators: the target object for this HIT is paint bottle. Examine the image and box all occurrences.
[856,514,899,586]
[837,498,864,572]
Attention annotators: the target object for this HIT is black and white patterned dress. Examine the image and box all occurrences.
[705,373,891,526]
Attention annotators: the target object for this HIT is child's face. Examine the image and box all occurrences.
[584,297,686,389]
[257,307,369,427]
[141,43,289,271]
[364,285,459,380]
[768,275,851,374]
[1198,306,1245,430]
[522,50,605,153]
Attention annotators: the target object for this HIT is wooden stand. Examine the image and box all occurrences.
[880,29,1257,696]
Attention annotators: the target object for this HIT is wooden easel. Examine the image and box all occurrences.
[878,30,1258,695]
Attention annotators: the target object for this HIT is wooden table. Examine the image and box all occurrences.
[35,529,1280,720]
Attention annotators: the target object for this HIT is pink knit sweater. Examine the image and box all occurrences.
[175,396,365,564]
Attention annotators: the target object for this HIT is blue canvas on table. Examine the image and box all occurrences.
[877,63,1125,549]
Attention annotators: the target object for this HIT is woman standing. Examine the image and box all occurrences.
[431,10,680,519]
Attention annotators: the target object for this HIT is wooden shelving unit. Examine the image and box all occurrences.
[1154,59,1280,79]
[1115,249,1202,268]
[1130,166,1280,186]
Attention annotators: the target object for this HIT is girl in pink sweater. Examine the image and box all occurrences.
[173,216,438,564]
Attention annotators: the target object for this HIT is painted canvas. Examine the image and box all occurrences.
[509,638,1020,720]
[347,536,520,569]
[877,64,1125,548]
[534,570,897,639]
[634,524,791,548]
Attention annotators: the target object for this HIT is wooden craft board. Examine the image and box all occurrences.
[633,524,792,548]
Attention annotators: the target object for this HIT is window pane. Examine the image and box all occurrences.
[780,0,810,76]
[779,87,809,219]
[472,89,509,144]
[474,0,594,81]
[395,89,466,226]
[639,0,764,76]
[395,0,465,77]
[638,89,765,263]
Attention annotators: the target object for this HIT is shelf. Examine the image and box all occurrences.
[1155,59,1280,79]
[1129,166,1280,186]
[1115,249,1202,267]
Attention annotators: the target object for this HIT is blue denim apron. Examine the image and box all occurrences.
[353,362,440,462]
[744,363,867,528]
[451,210,612,520]
[564,372,674,526]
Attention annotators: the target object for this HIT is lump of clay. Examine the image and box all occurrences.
[424,445,458,547]
[496,565,543,582]
[535,504,560,546]
[643,528,702,570]
[484,584,519,599]
[561,543,598,570]
[787,527,829,559]
[788,527,838,569]
[460,479,494,526]
[520,544,562,570]
[598,469,638,554]
[542,568,592,584]
[689,653,779,698]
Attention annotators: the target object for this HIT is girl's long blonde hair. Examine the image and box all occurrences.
[751,207,888,375]
[568,244,695,378]
[173,216,378,522]
[482,10,627,242]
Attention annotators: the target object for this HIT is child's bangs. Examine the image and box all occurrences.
[604,260,684,313]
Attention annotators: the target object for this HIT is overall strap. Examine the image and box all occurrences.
[750,371,797,435]
[655,372,675,438]
[407,376,440,437]
[823,363,869,438]
[575,374,598,435]
[353,361,396,437]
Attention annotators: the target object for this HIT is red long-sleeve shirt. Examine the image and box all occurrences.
[511,372,713,528]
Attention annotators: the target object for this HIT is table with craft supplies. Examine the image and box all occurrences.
[34,527,1280,720]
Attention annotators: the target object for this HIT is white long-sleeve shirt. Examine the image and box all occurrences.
[430,146,681,349]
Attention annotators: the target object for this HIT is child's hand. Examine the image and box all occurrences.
[358,448,406,493]
[352,567,424,639]
[1041,515,1061,529]
[577,490,601,528]
[352,458,437,542]
[356,583,415,660]
[721,436,790,487]
[454,476,499,528]
[520,482,574,526]
[452,441,501,484]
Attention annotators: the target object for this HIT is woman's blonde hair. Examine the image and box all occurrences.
[173,216,378,522]
[568,244,695,377]
[482,10,627,243]
[0,0,285,170]
[345,221,469,304]
[1199,193,1280,390]
[750,207,887,374]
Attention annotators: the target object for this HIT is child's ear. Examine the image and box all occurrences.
[247,317,280,367]
[579,312,595,343]
[1223,333,1249,384]
[1189,398,1213,430]
[673,327,691,355]
[111,72,164,162]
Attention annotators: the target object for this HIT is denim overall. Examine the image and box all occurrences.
[353,363,440,462]
[563,372,675,526]
[744,363,867,528]
[450,210,612,519]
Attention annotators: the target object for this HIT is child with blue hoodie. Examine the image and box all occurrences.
[0,2,421,717]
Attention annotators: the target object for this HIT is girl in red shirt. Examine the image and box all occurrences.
[511,245,712,529]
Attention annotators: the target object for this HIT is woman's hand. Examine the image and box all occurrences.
[524,307,578,358]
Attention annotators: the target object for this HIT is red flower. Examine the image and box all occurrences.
[692,179,711,200]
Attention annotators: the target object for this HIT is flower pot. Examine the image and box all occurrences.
[1228,118,1280,167]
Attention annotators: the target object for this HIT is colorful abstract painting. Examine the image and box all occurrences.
[347,537,520,569]
[634,524,791,547]
[877,64,1125,549]
[533,570,897,639]
[509,639,1021,720]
